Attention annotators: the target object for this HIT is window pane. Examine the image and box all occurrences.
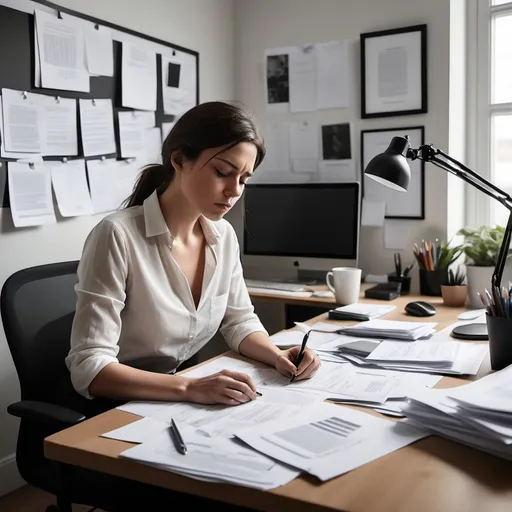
[492,0,512,5]
[492,14,512,104]
[491,114,512,226]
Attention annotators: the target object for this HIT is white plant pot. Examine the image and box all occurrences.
[466,265,494,308]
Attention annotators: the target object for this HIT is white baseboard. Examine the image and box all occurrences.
[0,453,26,497]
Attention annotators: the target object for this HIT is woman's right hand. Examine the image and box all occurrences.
[183,369,258,405]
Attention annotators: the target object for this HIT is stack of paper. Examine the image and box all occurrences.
[328,303,396,321]
[235,402,428,481]
[403,365,512,461]
[104,419,300,489]
[340,319,437,341]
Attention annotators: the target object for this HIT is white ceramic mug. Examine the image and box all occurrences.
[326,267,362,305]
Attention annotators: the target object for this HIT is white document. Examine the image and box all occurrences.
[270,329,341,349]
[8,162,56,227]
[49,159,93,217]
[361,199,386,227]
[35,10,90,93]
[258,122,290,173]
[289,122,318,174]
[317,161,357,183]
[235,401,428,481]
[316,40,350,109]
[384,220,409,250]
[367,341,459,364]
[161,52,197,116]
[102,417,170,443]
[143,127,162,165]
[161,121,175,141]
[265,46,294,113]
[2,89,44,153]
[135,111,156,129]
[289,46,316,112]
[37,95,78,156]
[365,32,422,115]
[87,158,140,213]
[122,42,157,111]
[118,111,145,158]
[34,18,41,87]
[85,25,114,76]
[79,99,116,157]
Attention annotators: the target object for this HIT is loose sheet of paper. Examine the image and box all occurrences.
[35,10,90,92]
[161,122,175,141]
[2,89,44,154]
[161,52,197,116]
[87,158,140,213]
[384,220,409,250]
[142,127,162,165]
[316,40,350,109]
[289,122,318,174]
[122,42,157,111]
[361,199,385,227]
[317,161,357,183]
[49,159,93,217]
[37,95,78,156]
[118,111,145,158]
[8,162,56,227]
[79,99,116,157]
[289,46,316,112]
[84,25,114,76]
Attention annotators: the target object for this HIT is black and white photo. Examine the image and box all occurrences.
[266,54,289,104]
[322,123,351,160]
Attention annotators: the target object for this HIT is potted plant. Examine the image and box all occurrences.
[441,267,467,307]
[457,225,512,308]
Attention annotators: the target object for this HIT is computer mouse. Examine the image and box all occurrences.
[404,301,436,317]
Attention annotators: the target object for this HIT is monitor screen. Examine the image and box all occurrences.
[243,183,360,260]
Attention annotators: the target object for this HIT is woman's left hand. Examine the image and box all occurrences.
[275,347,321,381]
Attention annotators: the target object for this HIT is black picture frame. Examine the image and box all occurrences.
[360,24,427,119]
[361,126,425,220]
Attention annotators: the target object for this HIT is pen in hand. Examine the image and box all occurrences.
[290,330,311,383]
[169,418,187,455]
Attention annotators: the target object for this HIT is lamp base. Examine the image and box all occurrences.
[451,322,488,341]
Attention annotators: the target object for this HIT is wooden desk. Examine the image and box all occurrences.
[44,293,510,512]
[248,285,337,308]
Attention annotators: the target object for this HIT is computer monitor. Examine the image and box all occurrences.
[242,182,360,280]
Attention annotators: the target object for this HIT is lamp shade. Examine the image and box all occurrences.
[364,136,412,192]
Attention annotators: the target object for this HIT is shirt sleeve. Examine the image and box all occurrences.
[65,220,128,399]
[220,242,268,352]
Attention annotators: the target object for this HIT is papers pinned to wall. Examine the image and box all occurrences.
[85,24,114,77]
[79,99,116,157]
[161,53,196,116]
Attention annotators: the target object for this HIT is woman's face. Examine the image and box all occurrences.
[176,142,258,221]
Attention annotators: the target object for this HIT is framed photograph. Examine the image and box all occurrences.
[361,126,425,219]
[360,24,427,118]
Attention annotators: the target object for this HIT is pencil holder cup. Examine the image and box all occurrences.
[388,274,411,295]
[419,269,448,296]
[486,314,512,371]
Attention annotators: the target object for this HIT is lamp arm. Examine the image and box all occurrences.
[409,143,512,297]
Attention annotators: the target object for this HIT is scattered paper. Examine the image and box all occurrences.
[316,40,350,109]
[122,42,157,111]
[79,99,116,157]
[84,25,114,77]
[289,46,316,112]
[49,159,93,217]
[35,9,89,92]
[384,220,409,250]
[8,162,56,227]
[2,89,44,154]
[361,199,385,227]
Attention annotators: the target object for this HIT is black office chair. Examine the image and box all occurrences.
[2,261,257,512]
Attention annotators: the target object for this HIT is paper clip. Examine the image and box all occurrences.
[29,162,35,169]
[92,99,97,106]
[55,96,61,104]
[62,157,68,163]
[100,156,106,162]
[22,91,28,100]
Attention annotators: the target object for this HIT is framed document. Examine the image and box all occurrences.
[360,24,427,118]
[361,126,425,219]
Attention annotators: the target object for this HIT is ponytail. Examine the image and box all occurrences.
[124,163,174,208]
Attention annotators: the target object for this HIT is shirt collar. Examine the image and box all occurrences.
[143,190,221,247]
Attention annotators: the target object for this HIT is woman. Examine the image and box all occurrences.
[66,101,320,409]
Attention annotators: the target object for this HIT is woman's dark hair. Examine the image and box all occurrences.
[125,101,266,207]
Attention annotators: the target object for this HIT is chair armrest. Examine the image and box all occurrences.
[7,400,86,428]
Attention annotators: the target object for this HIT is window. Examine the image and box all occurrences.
[471,1,512,227]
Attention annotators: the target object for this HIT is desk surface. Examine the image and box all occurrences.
[44,292,511,512]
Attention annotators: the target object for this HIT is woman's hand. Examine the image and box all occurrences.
[183,369,258,406]
[275,347,321,381]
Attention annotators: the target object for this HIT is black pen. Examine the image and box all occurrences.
[290,330,311,383]
[169,418,187,455]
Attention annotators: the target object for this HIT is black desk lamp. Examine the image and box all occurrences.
[364,135,512,318]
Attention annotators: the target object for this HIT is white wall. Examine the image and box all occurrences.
[0,0,235,496]
[233,0,454,279]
